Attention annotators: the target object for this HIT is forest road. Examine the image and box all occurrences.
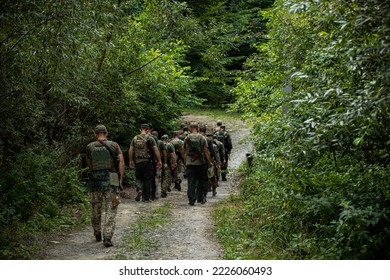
[39,114,251,260]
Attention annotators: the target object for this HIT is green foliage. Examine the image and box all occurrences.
[0,149,89,259]
[227,0,390,259]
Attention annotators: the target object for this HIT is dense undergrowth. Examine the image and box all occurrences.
[216,0,390,260]
[215,158,389,259]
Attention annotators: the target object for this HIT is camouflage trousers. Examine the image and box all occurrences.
[90,189,120,239]
[161,167,173,196]
[173,159,185,184]
[221,159,229,179]
[209,165,219,194]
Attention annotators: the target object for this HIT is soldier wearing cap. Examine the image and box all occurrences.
[160,134,177,197]
[182,122,212,205]
[214,124,232,181]
[215,120,223,132]
[199,125,216,200]
[171,131,185,191]
[129,124,162,202]
[149,126,166,200]
[85,124,124,247]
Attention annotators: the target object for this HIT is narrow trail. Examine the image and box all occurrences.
[38,114,251,260]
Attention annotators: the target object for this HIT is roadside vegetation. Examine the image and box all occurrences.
[1,0,388,260]
[216,0,389,259]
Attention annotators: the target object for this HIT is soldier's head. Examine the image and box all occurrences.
[152,131,159,138]
[220,125,226,131]
[199,125,207,135]
[147,123,154,133]
[173,131,180,138]
[161,134,169,142]
[207,133,213,141]
[94,124,108,139]
[217,120,222,126]
[182,126,188,133]
[140,123,149,133]
[189,122,199,133]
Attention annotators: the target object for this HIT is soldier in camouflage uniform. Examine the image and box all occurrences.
[199,126,215,200]
[151,129,167,199]
[214,125,232,181]
[85,125,124,247]
[171,131,185,191]
[182,123,212,206]
[213,134,226,182]
[208,134,221,196]
[129,124,162,202]
[160,135,177,197]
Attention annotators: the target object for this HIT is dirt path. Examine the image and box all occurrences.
[38,114,251,260]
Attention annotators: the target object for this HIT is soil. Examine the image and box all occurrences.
[38,114,252,260]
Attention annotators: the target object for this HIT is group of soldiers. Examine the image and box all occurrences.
[85,121,232,247]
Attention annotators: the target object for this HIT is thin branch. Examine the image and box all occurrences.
[0,16,57,66]
[124,53,164,78]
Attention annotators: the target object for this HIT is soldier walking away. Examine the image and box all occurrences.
[208,134,221,196]
[150,128,166,200]
[160,135,177,197]
[182,123,212,206]
[214,124,232,181]
[199,125,216,200]
[85,124,124,247]
[171,131,185,191]
[215,120,223,132]
[213,134,226,182]
[129,124,162,202]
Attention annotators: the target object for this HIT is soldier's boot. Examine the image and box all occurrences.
[174,180,181,191]
[95,232,102,242]
[221,173,227,181]
[135,190,142,201]
[103,238,113,247]
[212,185,217,196]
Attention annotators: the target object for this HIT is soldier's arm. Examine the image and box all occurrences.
[181,143,186,165]
[202,139,212,166]
[129,143,135,169]
[153,145,162,169]
[118,153,125,183]
[85,146,93,172]
[171,147,177,169]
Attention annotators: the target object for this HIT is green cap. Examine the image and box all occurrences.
[95,124,108,134]
[141,124,149,129]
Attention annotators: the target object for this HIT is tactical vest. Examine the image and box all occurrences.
[186,134,203,157]
[134,135,151,160]
[91,141,113,171]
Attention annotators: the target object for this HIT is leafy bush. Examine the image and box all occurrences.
[225,0,390,259]
[0,149,89,259]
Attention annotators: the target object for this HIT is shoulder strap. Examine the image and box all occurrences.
[98,140,119,172]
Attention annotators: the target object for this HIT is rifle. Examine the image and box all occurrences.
[98,140,123,208]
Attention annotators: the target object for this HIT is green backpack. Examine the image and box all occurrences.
[134,135,151,160]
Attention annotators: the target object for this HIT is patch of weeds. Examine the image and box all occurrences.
[114,203,173,259]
